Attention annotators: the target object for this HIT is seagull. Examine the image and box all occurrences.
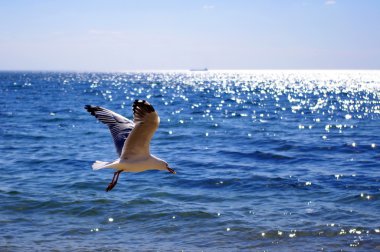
[85,100,176,192]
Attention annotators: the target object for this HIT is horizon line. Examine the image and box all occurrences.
[1,68,380,73]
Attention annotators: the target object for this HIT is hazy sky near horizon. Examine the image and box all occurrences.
[0,0,379,71]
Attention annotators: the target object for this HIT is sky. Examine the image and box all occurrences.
[0,0,379,71]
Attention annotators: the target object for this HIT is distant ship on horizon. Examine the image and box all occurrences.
[189,67,208,71]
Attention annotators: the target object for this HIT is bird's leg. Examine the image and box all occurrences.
[106,170,123,192]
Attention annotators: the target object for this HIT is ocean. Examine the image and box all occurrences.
[1,70,379,251]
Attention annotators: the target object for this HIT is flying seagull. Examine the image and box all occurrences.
[85,100,176,192]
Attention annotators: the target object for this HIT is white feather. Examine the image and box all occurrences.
[92,160,111,170]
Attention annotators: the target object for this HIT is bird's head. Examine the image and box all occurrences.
[154,157,176,174]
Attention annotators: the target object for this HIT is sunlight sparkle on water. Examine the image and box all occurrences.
[345,114,352,120]
[3,70,380,251]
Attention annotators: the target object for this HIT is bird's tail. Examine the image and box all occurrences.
[92,160,112,170]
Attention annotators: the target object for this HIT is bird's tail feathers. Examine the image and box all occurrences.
[92,160,112,170]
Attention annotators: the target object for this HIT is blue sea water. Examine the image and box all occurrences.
[1,70,380,251]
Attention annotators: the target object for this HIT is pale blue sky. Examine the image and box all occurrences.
[0,0,379,71]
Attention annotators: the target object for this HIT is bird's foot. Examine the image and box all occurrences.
[105,170,122,192]
[106,181,117,192]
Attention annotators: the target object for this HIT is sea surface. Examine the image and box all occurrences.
[1,70,380,251]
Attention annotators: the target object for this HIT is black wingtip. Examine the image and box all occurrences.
[132,100,155,113]
[85,105,100,116]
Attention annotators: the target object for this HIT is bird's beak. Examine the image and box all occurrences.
[167,167,176,174]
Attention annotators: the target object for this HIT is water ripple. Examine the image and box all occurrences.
[1,71,380,251]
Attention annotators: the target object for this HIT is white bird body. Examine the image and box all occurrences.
[92,155,166,173]
[85,100,175,191]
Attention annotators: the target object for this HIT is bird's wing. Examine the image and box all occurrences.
[85,105,135,157]
[120,100,160,160]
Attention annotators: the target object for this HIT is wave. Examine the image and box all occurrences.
[217,150,293,161]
